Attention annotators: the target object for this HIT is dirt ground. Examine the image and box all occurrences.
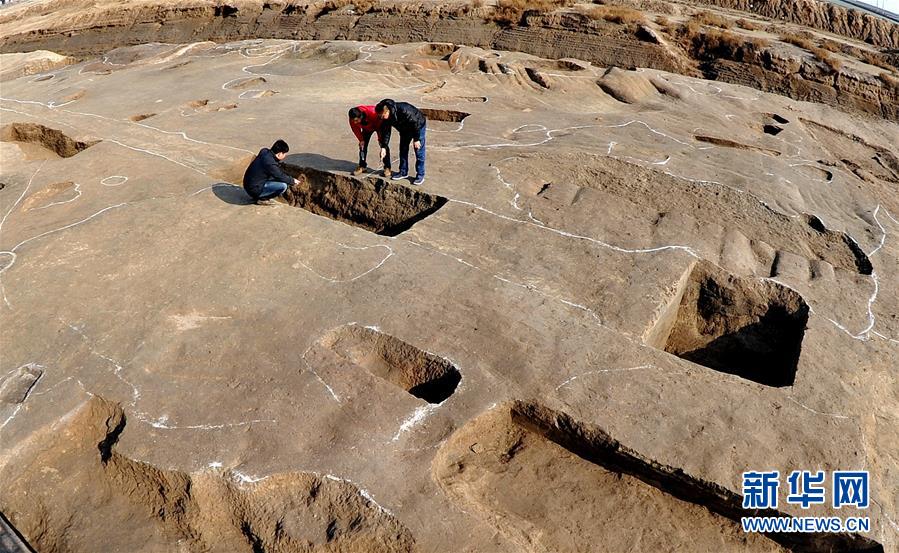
[0,10,897,553]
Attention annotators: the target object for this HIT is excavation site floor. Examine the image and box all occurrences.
[1,34,898,553]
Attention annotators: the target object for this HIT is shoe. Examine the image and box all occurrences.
[255,198,277,206]
[412,175,425,186]
[383,168,392,178]
[352,165,365,176]
[391,173,409,181]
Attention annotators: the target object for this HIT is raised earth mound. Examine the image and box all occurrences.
[0,0,897,552]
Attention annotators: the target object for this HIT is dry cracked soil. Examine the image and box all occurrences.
[0,0,898,552]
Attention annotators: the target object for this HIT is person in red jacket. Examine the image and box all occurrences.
[349,106,391,177]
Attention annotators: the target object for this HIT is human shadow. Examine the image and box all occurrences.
[284,153,356,173]
[211,183,254,205]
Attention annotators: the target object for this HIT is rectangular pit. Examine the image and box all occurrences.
[645,260,809,387]
[282,165,447,236]
[508,402,882,553]
[419,108,470,123]
[320,325,460,404]
[1,122,99,159]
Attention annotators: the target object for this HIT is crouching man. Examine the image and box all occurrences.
[242,139,302,204]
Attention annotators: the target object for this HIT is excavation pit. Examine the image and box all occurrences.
[645,261,809,387]
[281,164,447,236]
[0,123,99,159]
[417,42,457,57]
[435,402,883,553]
[321,326,461,404]
[420,108,470,123]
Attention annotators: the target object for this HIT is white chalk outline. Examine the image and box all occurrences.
[101,175,129,187]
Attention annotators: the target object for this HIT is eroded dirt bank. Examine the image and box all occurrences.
[1,0,898,120]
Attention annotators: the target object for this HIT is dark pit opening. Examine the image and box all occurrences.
[805,214,827,233]
[769,113,790,124]
[0,122,99,158]
[214,5,239,17]
[322,326,461,404]
[645,261,809,387]
[525,67,550,88]
[420,108,470,123]
[281,164,446,236]
[763,124,783,135]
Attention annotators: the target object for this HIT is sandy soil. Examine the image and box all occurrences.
[0,18,897,553]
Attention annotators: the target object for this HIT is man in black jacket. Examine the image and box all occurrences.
[375,99,427,185]
[242,139,302,204]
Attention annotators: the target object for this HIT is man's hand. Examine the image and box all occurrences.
[359,140,365,149]
[379,147,387,160]
[413,140,421,150]
[293,178,302,186]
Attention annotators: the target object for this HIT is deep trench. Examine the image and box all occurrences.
[281,165,446,236]
[509,401,883,553]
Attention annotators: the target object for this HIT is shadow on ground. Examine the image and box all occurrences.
[284,153,355,173]
[211,183,254,205]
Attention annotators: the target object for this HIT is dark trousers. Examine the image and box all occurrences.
[398,125,426,178]
[359,131,391,169]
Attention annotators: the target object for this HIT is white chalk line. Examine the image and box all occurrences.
[1,95,252,161]
[786,397,851,420]
[101,175,129,187]
[0,405,22,430]
[0,162,46,307]
[872,499,899,534]
[446,198,699,257]
[301,343,341,404]
[61,321,276,431]
[555,364,656,391]
[32,182,83,210]
[391,404,436,442]
[0,161,45,233]
[7,41,896,364]
[0,363,45,430]
[294,242,394,284]
[0,104,211,176]
[404,238,606,328]
[456,117,894,351]
[10,203,128,253]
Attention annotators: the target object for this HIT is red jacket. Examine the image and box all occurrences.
[349,105,384,142]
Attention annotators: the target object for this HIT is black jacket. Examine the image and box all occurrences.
[242,148,293,198]
[379,101,426,147]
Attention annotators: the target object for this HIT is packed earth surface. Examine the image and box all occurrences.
[0,0,898,552]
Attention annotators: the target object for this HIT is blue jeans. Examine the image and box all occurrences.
[257,180,288,201]
[398,125,426,178]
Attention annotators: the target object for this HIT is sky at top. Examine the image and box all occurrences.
[855,0,899,14]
